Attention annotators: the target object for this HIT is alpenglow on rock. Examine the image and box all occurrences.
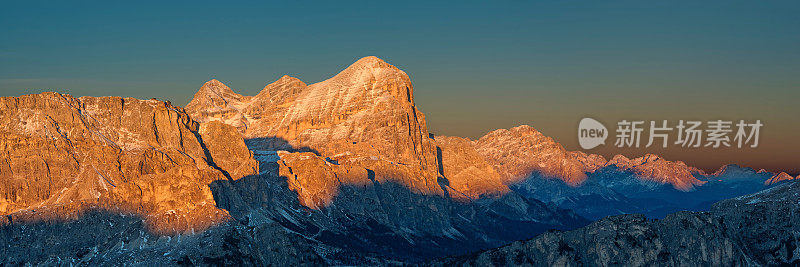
[433,136,510,200]
[184,59,720,208]
[0,93,258,234]
[604,154,706,191]
[473,125,589,186]
[765,172,796,185]
[186,56,444,208]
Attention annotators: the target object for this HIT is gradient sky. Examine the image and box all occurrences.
[2,1,799,174]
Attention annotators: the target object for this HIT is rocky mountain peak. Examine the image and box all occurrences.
[344,56,393,71]
[605,154,705,191]
[204,78,226,88]
[244,75,308,117]
[277,74,300,82]
[268,74,305,91]
[322,56,415,106]
[468,125,707,191]
[765,172,795,185]
[192,79,244,105]
[711,164,760,178]
[712,164,737,176]
[0,92,258,234]
[433,136,510,200]
[482,125,545,139]
[474,125,588,186]
[607,154,633,167]
[568,151,608,173]
[641,153,662,162]
[186,79,250,131]
[187,57,442,208]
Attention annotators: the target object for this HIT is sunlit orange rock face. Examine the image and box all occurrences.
[569,151,609,173]
[444,125,706,192]
[199,121,260,180]
[184,59,609,207]
[276,151,371,209]
[433,136,509,201]
[184,56,714,208]
[764,172,795,185]
[186,56,444,207]
[0,93,257,234]
[474,125,589,186]
[606,154,706,191]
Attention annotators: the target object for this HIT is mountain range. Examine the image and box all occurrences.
[0,56,796,265]
[433,179,800,266]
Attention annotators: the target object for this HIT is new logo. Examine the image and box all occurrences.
[579,118,608,149]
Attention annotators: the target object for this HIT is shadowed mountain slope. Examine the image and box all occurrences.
[432,180,800,266]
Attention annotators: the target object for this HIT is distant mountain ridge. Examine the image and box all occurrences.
[431,180,800,266]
